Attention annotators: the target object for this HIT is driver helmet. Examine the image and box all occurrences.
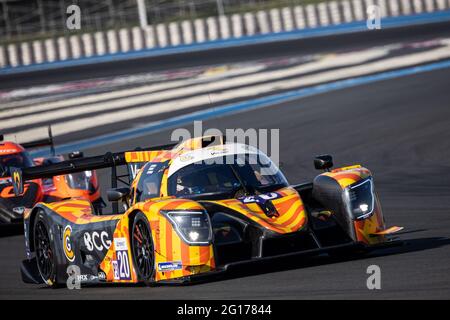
[176,174,198,194]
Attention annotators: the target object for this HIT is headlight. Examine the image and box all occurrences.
[345,178,375,220]
[162,210,212,245]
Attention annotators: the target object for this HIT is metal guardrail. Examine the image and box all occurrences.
[1,0,449,69]
[1,0,322,42]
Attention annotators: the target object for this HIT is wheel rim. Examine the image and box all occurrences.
[132,219,154,279]
[35,221,54,281]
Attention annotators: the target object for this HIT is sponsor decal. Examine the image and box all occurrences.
[114,237,128,251]
[83,231,111,252]
[208,145,228,156]
[12,170,22,195]
[77,274,103,282]
[112,261,119,280]
[129,163,142,179]
[179,154,194,162]
[0,149,19,153]
[67,266,106,289]
[63,225,75,262]
[77,274,88,282]
[158,261,183,272]
[146,164,158,175]
[239,192,281,218]
[238,192,281,204]
[98,271,106,281]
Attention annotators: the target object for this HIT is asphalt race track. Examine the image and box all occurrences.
[1,22,450,299]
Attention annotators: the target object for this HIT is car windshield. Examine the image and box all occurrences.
[168,153,288,198]
[135,162,167,202]
[0,152,33,177]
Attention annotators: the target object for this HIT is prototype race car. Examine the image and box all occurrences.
[13,135,402,287]
[0,128,103,225]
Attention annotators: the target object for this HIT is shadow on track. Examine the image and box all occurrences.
[0,224,23,238]
[38,236,449,290]
[188,237,450,286]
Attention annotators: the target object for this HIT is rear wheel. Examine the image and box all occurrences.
[34,212,57,287]
[131,212,155,285]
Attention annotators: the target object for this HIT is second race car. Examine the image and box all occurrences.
[0,128,103,225]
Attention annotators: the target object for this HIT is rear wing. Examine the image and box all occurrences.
[11,142,176,212]
[12,151,126,196]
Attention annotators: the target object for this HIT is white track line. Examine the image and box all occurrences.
[0,48,387,128]
[0,65,265,117]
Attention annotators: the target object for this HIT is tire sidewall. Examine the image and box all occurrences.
[33,211,58,287]
[130,212,155,285]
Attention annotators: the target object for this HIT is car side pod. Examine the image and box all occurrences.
[312,164,404,246]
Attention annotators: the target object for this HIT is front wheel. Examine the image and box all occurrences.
[131,212,155,285]
[34,212,58,287]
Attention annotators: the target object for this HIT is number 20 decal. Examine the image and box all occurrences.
[113,251,131,280]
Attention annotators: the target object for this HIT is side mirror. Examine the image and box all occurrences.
[107,188,130,202]
[314,155,333,171]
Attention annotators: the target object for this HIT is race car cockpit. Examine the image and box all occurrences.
[168,153,288,199]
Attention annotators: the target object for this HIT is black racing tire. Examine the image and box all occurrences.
[131,212,155,286]
[33,211,58,287]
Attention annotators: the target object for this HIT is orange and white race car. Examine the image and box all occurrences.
[13,135,402,287]
[0,129,103,225]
